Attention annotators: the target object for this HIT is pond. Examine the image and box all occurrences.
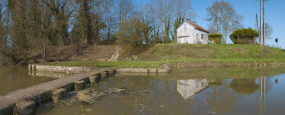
[38,67,285,115]
[0,66,72,95]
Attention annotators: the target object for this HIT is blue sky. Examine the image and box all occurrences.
[136,0,285,49]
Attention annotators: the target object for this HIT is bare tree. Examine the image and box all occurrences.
[207,25,217,34]
[264,23,273,40]
[115,18,145,57]
[205,1,221,33]
[206,0,243,44]
[44,0,74,46]
[151,0,173,43]
[116,0,136,25]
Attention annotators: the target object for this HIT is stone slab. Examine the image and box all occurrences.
[52,88,67,102]
[0,104,15,115]
[85,83,91,88]
[74,80,85,91]
[116,68,131,73]
[90,76,96,84]
[148,68,157,73]
[157,69,168,73]
[130,68,149,73]
[90,76,100,84]
[101,71,109,79]
[61,82,74,92]
[13,100,36,115]
[116,68,150,73]
[108,69,115,76]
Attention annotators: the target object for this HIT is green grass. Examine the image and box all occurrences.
[43,44,285,68]
[97,61,163,68]
[43,61,164,68]
[137,44,285,61]
[42,58,285,68]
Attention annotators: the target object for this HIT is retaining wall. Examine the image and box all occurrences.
[116,64,171,73]
[28,64,94,73]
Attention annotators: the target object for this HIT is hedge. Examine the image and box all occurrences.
[230,28,259,44]
[209,33,222,44]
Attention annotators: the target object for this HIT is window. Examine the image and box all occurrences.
[201,34,204,40]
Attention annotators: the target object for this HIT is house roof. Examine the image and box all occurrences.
[187,21,209,33]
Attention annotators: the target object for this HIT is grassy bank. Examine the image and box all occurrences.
[43,44,285,68]
[136,44,285,61]
[44,61,162,68]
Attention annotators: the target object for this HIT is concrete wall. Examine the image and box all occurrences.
[29,64,94,73]
[116,64,171,73]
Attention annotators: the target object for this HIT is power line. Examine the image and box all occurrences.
[244,12,259,18]
[266,11,285,13]
[244,10,285,18]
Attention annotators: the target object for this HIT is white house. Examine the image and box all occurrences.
[177,19,209,44]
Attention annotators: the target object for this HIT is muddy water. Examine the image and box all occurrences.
[0,66,71,95]
[40,67,285,115]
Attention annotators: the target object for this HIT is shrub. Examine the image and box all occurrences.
[209,33,222,44]
[230,28,259,44]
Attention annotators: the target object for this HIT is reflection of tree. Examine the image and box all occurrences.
[230,79,259,95]
[204,79,243,114]
[208,79,222,86]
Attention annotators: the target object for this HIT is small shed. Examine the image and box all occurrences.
[177,19,209,44]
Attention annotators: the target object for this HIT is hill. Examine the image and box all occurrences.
[135,44,285,61]
[42,44,285,68]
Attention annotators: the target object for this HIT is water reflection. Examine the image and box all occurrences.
[230,79,259,94]
[39,67,285,115]
[259,77,266,115]
[204,79,243,114]
[0,66,70,95]
[177,79,208,99]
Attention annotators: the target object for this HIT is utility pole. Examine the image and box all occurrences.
[259,0,262,46]
[263,0,266,46]
[256,14,259,44]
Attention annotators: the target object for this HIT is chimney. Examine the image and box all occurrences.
[187,18,191,23]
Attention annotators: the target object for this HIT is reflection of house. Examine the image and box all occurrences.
[177,79,209,99]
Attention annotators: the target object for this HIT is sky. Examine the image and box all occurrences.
[136,0,285,49]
